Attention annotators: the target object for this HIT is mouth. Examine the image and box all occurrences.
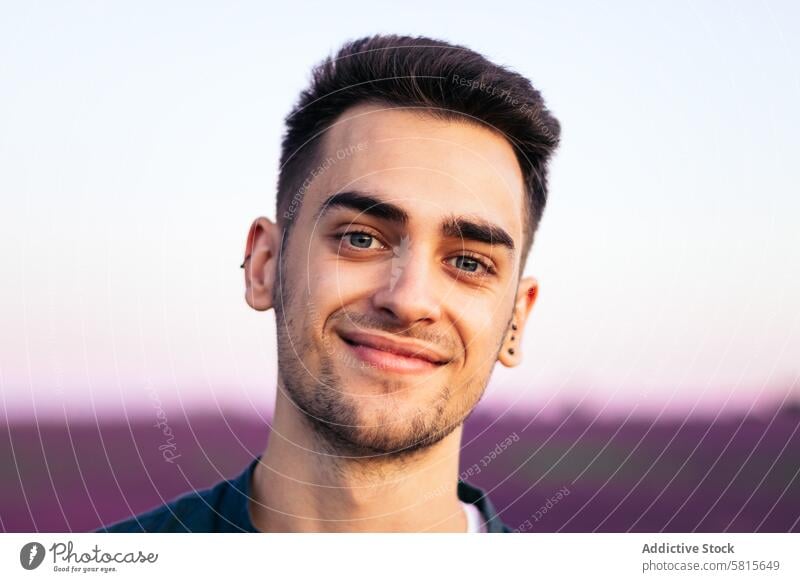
[337,330,451,375]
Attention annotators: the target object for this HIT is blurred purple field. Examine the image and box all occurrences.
[2,405,799,532]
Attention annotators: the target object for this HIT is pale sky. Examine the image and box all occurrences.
[1,0,798,419]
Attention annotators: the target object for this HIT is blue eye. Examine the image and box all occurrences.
[453,256,480,272]
[346,232,374,248]
[337,231,387,250]
[447,255,494,276]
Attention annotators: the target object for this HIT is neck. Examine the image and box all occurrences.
[249,389,467,532]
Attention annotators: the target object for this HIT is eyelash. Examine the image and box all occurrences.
[333,230,497,278]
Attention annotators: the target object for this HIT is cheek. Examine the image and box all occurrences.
[448,297,505,365]
[463,326,501,369]
[311,253,387,305]
[301,257,378,339]
[450,291,499,333]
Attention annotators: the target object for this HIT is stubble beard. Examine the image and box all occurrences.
[272,282,487,461]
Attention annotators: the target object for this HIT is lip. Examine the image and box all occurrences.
[337,329,452,374]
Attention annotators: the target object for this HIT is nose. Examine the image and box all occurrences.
[371,243,442,326]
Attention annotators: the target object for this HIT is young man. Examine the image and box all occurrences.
[100,34,560,533]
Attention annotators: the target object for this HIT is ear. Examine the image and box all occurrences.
[242,217,281,311]
[497,276,539,367]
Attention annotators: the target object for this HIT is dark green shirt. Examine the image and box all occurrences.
[98,456,511,533]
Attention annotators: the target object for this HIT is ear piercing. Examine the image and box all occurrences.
[508,322,518,354]
[240,254,251,269]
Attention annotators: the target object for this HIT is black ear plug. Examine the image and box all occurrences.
[508,348,515,355]
[240,254,251,269]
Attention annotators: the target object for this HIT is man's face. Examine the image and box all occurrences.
[272,102,529,456]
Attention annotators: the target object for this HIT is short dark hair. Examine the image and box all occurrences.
[276,34,560,270]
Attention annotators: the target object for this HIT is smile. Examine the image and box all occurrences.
[336,330,451,375]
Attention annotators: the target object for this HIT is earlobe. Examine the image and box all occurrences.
[243,217,280,312]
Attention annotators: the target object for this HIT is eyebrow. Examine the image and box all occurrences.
[441,215,515,255]
[316,190,515,256]
[315,190,408,225]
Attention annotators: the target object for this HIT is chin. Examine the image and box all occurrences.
[279,333,481,456]
[326,414,460,457]
[302,388,454,457]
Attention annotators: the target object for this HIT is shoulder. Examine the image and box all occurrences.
[97,463,256,533]
[97,484,219,533]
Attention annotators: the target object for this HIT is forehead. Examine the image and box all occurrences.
[307,102,526,241]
